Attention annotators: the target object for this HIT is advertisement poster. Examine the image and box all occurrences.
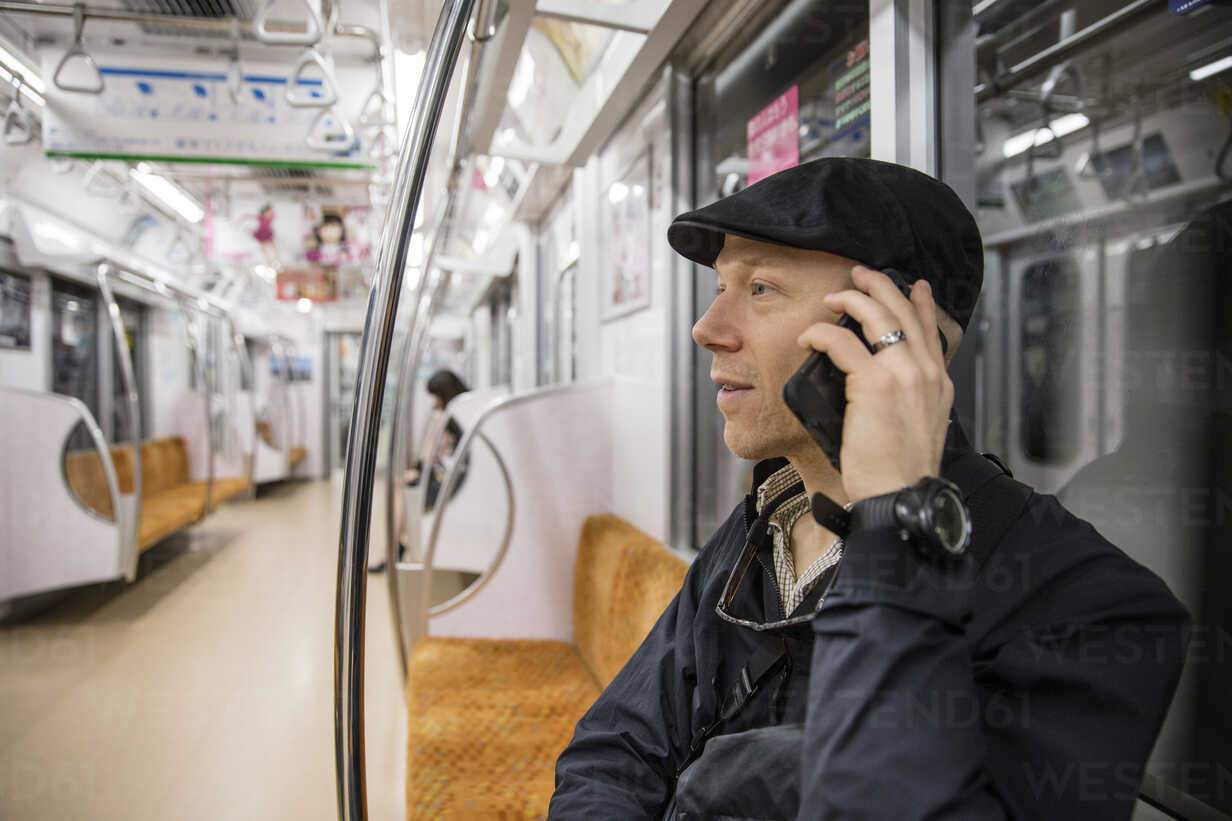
[602,151,651,320]
[41,51,371,168]
[276,266,336,302]
[833,39,871,141]
[747,86,799,186]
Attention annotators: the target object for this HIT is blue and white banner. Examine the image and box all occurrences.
[1170,0,1211,14]
[41,51,373,168]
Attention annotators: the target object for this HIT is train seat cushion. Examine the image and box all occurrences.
[572,514,690,687]
[289,446,307,468]
[209,476,250,507]
[406,637,601,820]
[141,438,192,497]
[403,515,689,820]
[138,485,207,550]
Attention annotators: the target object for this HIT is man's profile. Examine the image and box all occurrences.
[549,158,1189,820]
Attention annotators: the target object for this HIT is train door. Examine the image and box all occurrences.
[689,0,873,545]
[50,278,99,451]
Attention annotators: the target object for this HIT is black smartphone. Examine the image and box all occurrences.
[782,268,946,471]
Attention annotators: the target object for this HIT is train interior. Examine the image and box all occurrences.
[1,0,1230,818]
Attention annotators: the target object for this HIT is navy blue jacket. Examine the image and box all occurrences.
[550,420,1190,820]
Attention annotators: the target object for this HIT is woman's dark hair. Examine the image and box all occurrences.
[426,369,469,406]
[315,214,346,244]
[444,418,463,441]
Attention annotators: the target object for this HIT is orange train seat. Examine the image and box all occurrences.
[64,437,250,552]
[405,514,689,819]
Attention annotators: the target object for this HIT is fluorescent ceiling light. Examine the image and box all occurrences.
[0,41,46,107]
[483,156,505,188]
[482,202,505,227]
[129,168,206,223]
[1002,113,1089,159]
[1190,55,1232,81]
[508,52,535,109]
[608,182,629,204]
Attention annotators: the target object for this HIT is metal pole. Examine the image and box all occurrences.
[975,0,1158,102]
[96,264,142,576]
[179,302,215,517]
[333,0,475,818]
[272,337,293,470]
[229,321,259,493]
[383,263,453,674]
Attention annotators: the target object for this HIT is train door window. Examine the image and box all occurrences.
[487,276,515,388]
[960,3,1232,816]
[1018,257,1079,463]
[110,298,145,443]
[691,0,871,544]
[50,279,99,450]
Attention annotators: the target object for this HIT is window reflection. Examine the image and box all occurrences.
[966,3,1232,815]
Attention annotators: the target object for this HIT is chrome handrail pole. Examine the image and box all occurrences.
[333,0,475,818]
[178,300,214,518]
[229,320,259,493]
[385,265,453,672]
[96,263,142,578]
[384,201,449,674]
[420,430,515,616]
[272,337,293,471]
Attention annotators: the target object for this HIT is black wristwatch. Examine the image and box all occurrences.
[811,477,972,563]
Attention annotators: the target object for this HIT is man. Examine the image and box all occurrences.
[549,158,1190,819]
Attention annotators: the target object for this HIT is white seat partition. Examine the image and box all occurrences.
[411,382,618,643]
[0,388,136,603]
[401,386,511,570]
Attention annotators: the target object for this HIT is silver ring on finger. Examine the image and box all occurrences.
[871,329,907,353]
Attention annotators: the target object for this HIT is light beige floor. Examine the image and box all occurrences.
[0,478,407,821]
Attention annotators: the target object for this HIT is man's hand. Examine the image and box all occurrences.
[796,265,953,504]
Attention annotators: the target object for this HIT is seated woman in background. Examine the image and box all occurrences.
[370,369,469,573]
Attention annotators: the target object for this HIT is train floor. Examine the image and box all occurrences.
[0,478,406,820]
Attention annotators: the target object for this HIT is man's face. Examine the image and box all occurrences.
[692,235,856,462]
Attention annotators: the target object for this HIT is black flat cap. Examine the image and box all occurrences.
[668,158,984,330]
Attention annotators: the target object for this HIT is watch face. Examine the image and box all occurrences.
[931,489,969,554]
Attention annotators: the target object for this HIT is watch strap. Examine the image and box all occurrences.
[809,492,851,538]
[848,491,901,534]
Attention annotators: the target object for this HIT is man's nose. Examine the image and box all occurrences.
[692,297,739,352]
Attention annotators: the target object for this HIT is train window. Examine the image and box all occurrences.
[692,0,870,545]
[50,279,99,452]
[964,2,1232,816]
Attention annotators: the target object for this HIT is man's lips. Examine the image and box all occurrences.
[713,377,754,409]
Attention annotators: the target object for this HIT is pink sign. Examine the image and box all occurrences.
[747,85,800,186]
